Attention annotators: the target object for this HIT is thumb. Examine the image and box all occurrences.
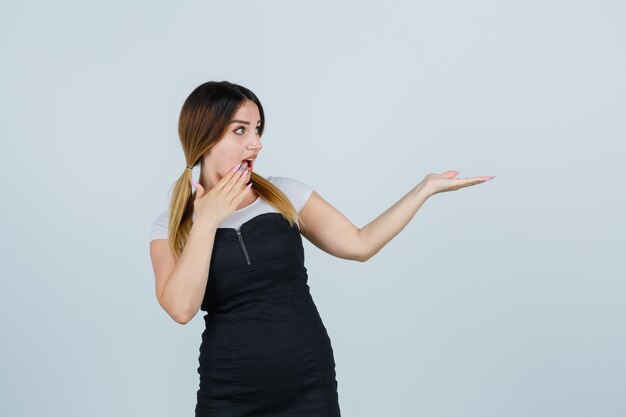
[191,178,204,198]
[442,170,460,178]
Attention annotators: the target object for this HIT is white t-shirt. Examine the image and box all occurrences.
[149,175,314,242]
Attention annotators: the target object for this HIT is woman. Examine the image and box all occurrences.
[149,80,494,416]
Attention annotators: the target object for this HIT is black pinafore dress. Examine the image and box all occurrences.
[195,212,341,417]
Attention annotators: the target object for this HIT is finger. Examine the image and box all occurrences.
[218,162,247,191]
[459,177,488,188]
[442,170,461,178]
[232,179,253,205]
[192,179,204,199]
[226,168,250,199]
[224,165,249,194]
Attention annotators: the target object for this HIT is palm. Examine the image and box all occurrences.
[422,170,494,196]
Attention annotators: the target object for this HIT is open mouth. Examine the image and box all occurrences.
[241,159,254,170]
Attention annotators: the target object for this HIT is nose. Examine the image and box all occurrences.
[249,136,262,151]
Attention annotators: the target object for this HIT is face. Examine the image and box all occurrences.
[201,100,263,187]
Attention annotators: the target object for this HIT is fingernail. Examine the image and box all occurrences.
[232,163,241,172]
[191,179,198,189]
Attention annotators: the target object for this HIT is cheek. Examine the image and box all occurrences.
[212,139,245,169]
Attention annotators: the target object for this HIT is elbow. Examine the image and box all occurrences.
[170,305,198,325]
[355,230,371,262]
[158,293,195,325]
[170,305,196,325]
[172,312,192,325]
[357,246,380,262]
[356,249,371,263]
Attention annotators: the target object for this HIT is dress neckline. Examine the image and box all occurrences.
[216,212,287,234]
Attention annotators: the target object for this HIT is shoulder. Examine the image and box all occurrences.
[149,209,169,241]
[267,175,314,212]
[268,175,312,190]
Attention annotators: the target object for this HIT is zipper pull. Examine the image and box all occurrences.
[235,228,252,265]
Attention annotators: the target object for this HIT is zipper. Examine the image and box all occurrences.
[235,228,251,265]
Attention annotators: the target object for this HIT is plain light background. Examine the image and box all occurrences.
[2,1,625,416]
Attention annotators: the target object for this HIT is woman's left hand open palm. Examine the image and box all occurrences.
[421,170,494,197]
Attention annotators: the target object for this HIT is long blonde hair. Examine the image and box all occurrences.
[167,81,305,260]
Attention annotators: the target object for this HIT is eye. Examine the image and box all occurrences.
[234,126,262,135]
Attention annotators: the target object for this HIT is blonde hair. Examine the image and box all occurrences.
[167,81,305,260]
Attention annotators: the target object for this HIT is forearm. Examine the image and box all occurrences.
[358,181,431,262]
[161,217,218,324]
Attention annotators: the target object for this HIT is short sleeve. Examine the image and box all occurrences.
[274,176,314,212]
[149,210,169,242]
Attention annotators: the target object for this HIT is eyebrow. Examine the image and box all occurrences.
[231,119,262,125]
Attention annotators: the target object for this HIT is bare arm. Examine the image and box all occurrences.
[149,216,218,325]
[299,182,430,262]
[150,163,256,324]
[299,170,491,262]
[357,182,430,261]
